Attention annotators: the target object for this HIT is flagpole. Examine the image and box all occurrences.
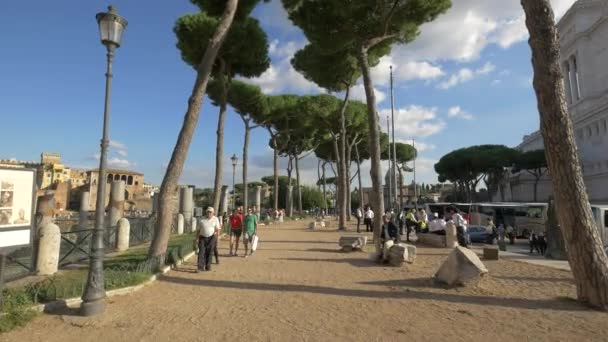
[386,115,392,212]
[390,65,397,211]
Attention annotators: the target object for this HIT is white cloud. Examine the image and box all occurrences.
[108,158,136,169]
[491,79,501,86]
[116,150,128,157]
[109,140,127,150]
[350,84,386,104]
[447,106,474,120]
[245,40,323,94]
[379,105,445,138]
[438,62,495,89]
[371,56,443,86]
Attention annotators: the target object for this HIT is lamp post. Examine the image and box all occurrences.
[81,5,127,317]
[231,154,238,210]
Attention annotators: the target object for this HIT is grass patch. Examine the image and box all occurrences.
[0,232,197,334]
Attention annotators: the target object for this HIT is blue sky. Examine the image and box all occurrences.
[0,0,576,188]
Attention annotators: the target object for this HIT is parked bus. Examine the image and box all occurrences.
[467,202,548,238]
[425,203,473,222]
[590,204,608,252]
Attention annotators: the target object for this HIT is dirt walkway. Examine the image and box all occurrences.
[2,220,607,342]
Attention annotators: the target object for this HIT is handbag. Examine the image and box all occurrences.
[252,235,259,251]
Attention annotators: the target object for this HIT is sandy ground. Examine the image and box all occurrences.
[2,219,608,342]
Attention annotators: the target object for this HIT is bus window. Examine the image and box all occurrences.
[527,207,543,218]
[605,211,608,228]
[455,205,471,214]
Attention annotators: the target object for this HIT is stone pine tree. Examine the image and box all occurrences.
[203,14,270,211]
[512,149,547,202]
[284,0,451,253]
[521,0,608,309]
[149,0,239,258]
[206,79,267,211]
[258,95,299,211]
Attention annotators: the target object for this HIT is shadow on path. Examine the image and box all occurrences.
[159,276,589,312]
[270,257,376,268]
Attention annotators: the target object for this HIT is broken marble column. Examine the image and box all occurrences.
[434,246,489,287]
[109,181,125,230]
[177,213,184,235]
[116,218,130,252]
[255,185,262,212]
[79,191,90,229]
[36,222,61,275]
[445,221,458,248]
[180,187,194,232]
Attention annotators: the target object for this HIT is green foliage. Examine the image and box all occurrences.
[513,149,547,176]
[175,14,270,78]
[191,0,269,21]
[234,181,266,192]
[381,142,417,163]
[300,185,327,210]
[0,288,36,333]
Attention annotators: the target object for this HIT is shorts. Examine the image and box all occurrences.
[231,229,242,238]
[243,232,255,243]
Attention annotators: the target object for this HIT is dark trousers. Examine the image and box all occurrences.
[456,226,468,247]
[198,235,216,270]
[356,217,361,232]
[364,218,373,232]
[214,238,219,263]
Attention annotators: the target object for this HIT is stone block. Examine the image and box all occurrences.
[309,221,326,230]
[36,223,61,275]
[434,246,489,287]
[177,213,184,235]
[404,243,417,263]
[387,242,406,266]
[483,247,499,260]
[383,240,395,261]
[338,236,366,251]
[417,233,447,248]
[116,218,130,252]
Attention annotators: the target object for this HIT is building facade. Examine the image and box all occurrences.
[507,0,608,203]
[87,168,147,209]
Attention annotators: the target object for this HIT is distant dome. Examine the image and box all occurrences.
[384,167,404,186]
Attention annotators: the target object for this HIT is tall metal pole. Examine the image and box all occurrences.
[390,65,398,211]
[232,164,236,210]
[413,138,417,210]
[81,44,114,317]
[386,115,392,211]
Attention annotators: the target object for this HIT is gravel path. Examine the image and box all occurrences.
[2,220,607,342]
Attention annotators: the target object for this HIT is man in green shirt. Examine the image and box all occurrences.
[243,207,258,257]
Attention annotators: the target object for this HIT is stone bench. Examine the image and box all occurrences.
[338,236,367,252]
[386,242,417,266]
[417,233,447,248]
[483,247,499,260]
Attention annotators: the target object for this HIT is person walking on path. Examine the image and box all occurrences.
[356,207,363,233]
[405,209,418,239]
[450,209,469,248]
[364,205,374,232]
[243,207,258,257]
[195,207,221,272]
[229,208,243,256]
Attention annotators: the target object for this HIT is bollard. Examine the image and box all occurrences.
[255,186,262,212]
[177,213,184,235]
[180,187,194,231]
[116,218,130,252]
[36,223,61,275]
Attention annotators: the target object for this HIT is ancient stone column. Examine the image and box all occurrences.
[36,223,61,275]
[191,216,197,234]
[36,193,55,229]
[446,221,458,248]
[79,191,90,229]
[180,187,194,231]
[255,186,262,211]
[219,185,229,213]
[116,218,130,252]
[177,213,184,235]
[109,181,125,230]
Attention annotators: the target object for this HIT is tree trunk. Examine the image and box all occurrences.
[332,138,345,230]
[317,158,322,191]
[357,47,384,254]
[269,129,279,210]
[522,0,608,309]
[355,146,364,212]
[211,61,229,211]
[149,0,238,258]
[296,155,303,215]
[346,138,355,221]
[242,121,251,211]
[545,197,568,260]
[287,155,293,217]
[322,162,328,210]
[398,166,404,209]
[339,88,350,226]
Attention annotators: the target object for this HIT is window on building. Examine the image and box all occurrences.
[587,127,592,137]
[596,123,600,135]
[121,175,127,183]
[107,174,113,183]
[563,61,572,104]
[603,120,607,133]
[127,175,133,185]
[135,181,139,186]
[572,55,581,100]
[577,129,584,141]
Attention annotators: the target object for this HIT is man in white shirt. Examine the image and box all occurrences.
[450,209,469,247]
[429,212,446,235]
[356,207,363,233]
[195,207,221,272]
[364,206,374,232]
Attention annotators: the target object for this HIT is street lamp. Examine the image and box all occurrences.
[81,5,127,317]
[231,154,238,210]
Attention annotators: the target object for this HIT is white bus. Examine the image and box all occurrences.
[590,204,608,252]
